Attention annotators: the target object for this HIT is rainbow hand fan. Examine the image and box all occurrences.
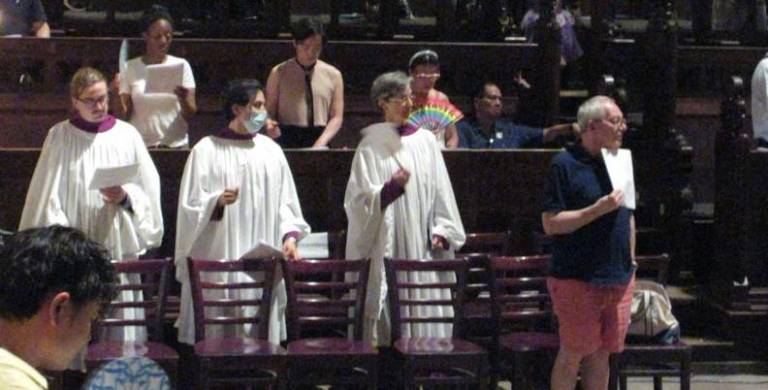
[404,99,464,133]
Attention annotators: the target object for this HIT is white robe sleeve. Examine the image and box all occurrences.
[344,146,387,260]
[19,127,69,229]
[276,152,310,241]
[429,143,466,251]
[174,147,222,281]
[126,138,164,251]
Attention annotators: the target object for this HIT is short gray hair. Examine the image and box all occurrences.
[370,71,410,107]
[577,95,616,132]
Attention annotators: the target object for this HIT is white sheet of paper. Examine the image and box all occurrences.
[88,163,140,190]
[298,232,330,259]
[145,62,183,94]
[601,148,636,210]
[240,241,283,260]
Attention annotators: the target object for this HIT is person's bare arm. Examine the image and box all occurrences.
[265,66,280,120]
[175,86,197,120]
[542,190,624,235]
[32,21,50,38]
[313,73,344,148]
[630,213,636,261]
[542,123,577,142]
[444,123,459,149]
[116,94,133,120]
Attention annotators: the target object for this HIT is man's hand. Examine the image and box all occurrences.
[100,186,127,204]
[217,188,239,207]
[431,235,445,251]
[392,168,411,188]
[594,189,624,216]
[283,238,300,260]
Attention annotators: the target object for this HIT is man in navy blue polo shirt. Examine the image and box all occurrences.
[457,81,576,149]
[0,0,49,37]
[542,95,635,390]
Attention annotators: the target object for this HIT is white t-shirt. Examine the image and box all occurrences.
[120,55,196,148]
[751,55,768,142]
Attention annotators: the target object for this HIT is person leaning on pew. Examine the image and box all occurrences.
[407,49,460,149]
[542,95,635,390]
[116,4,197,149]
[174,79,310,346]
[0,226,116,390]
[266,17,344,149]
[344,71,466,346]
[457,81,577,149]
[0,0,50,38]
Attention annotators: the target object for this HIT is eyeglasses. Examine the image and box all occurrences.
[77,95,108,108]
[602,116,627,127]
[387,94,412,105]
[413,73,440,80]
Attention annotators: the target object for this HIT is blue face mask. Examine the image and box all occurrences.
[244,111,267,134]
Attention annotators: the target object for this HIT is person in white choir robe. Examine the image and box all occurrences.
[175,79,310,345]
[18,67,163,350]
[344,71,466,346]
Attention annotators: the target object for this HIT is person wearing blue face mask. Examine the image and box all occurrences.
[174,79,310,346]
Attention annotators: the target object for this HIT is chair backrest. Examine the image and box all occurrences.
[384,258,469,341]
[95,258,172,342]
[635,254,671,285]
[458,231,512,256]
[187,257,277,342]
[281,258,370,341]
[488,255,552,332]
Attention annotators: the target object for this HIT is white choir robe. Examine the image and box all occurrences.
[19,119,164,367]
[174,133,310,345]
[344,126,466,346]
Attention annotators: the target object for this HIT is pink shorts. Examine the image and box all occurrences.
[547,275,635,355]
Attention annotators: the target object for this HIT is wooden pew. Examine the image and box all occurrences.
[0,37,538,96]
[0,149,556,258]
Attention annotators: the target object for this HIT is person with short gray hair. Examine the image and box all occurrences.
[344,71,466,346]
[542,95,634,390]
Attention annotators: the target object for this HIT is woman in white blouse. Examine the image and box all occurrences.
[117,4,197,148]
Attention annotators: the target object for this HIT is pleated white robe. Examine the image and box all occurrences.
[174,134,310,345]
[18,119,164,367]
[344,126,466,346]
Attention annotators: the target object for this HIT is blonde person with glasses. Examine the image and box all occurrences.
[407,50,460,149]
[344,71,465,346]
[19,67,163,366]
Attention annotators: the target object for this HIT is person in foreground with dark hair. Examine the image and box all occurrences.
[0,225,116,389]
[175,79,310,346]
[266,17,344,148]
[118,4,197,148]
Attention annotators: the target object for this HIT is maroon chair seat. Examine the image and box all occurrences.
[288,338,376,355]
[188,257,287,389]
[85,258,179,385]
[386,258,489,389]
[499,332,560,352]
[282,258,377,389]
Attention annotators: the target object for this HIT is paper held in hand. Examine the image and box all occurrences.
[88,163,140,190]
[601,148,636,210]
[297,232,330,259]
[145,62,184,94]
[240,241,284,260]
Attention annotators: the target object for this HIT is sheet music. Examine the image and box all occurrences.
[298,232,330,259]
[145,62,183,94]
[88,163,139,190]
[601,148,636,210]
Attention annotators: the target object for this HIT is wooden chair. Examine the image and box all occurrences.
[187,257,287,389]
[85,258,179,385]
[457,231,512,256]
[385,258,488,389]
[282,258,377,389]
[609,254,692,390]
[488,254,559,390]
